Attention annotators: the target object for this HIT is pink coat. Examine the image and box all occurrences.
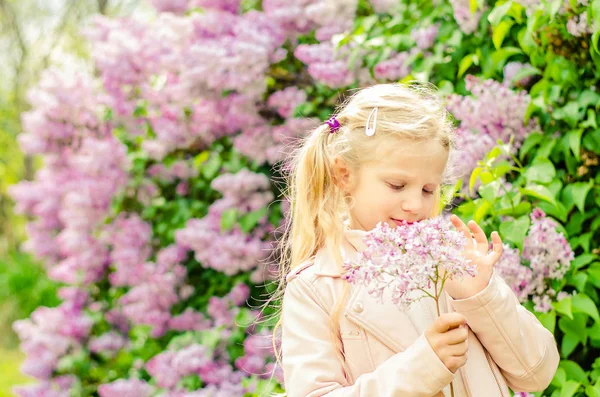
[281,228,560,397]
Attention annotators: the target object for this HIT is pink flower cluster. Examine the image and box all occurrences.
[8,67,130,285]
[233,110,319,166]
[175,170,275,278]
[342,218,475,308]
[99,379,155,397]
[235,329,282,381]
[447,75,539,192]
[449,0,484,34]
[374,49,418,81]
[12,288,91,380]
[495,209,575,312]
[84,6,287,160]
[98,283,281,395]
[13,375,77,397]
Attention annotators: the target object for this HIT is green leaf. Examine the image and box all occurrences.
[585,383,600,397]
[478,180,501,202]
[474,200,492,223]
[560,360,588,384]
[458,54,477,78]
[525,157,556,184]
[537,310,556,333]
[499,215,530,250]
[554,101,583,128]
[239,207,268,233]
[554,367,567,387]
[560,380,581,397]
[520,185,558,206]
[469,167,482,194]
[519,132,544,160]
[220,208,238,232]
[493,19,515,49]
[566,129,583,161]
[570,181,594,213]
[201,154,222,180]
[568,272,588,292]
[488,1,514,26]
[579,90,600,110]
[562,333,580,358]
[194,151,210,168]
[491,46,523,71]
[554,296,574,319]
[572,293,600,323]
[573,254,597,269]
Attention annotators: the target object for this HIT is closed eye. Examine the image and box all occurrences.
[388,183,435,195]
[388,183,405,190]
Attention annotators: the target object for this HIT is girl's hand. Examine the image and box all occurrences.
[424,312,469,373]
[444,215,503,300]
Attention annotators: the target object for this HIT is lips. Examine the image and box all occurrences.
[392,218,416,226]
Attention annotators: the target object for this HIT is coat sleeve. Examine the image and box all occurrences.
[281,275,455,397]
[447,271,560,393]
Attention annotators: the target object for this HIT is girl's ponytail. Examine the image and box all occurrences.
[286,123,346,273]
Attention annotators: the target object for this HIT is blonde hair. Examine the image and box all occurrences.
[268,81,457,384]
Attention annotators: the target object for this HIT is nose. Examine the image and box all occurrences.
[400,192,424,214]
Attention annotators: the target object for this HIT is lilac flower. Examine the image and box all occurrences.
[447,75,538,193]
[342,217,475,310]
[98,379,154,397]
[13,375,76,397]
[450,0,484,34]
[267,87,307,118]
[411,24,439,50]
[567,13,592,37]
[503,61,535,87]
[494,208,575,312]
[89,331,128,355]
[373,51,415,81]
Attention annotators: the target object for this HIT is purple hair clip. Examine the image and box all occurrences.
[325,116,341,134]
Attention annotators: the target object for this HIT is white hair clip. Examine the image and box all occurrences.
[365,107,378,136]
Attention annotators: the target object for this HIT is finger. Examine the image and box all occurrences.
[435,312,467,333]
[444,326,469,345]
[468,220,489,252]
[446,340,469,356]
[450,215,472,242]
[487,231,503,264]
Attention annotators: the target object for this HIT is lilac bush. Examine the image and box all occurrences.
[495,208,575,312]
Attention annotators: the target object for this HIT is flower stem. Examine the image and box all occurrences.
[435,270,454,397]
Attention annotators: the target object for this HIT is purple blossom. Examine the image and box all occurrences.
[503,61,535,87]
[447,75,538,193]
[411,24,439,49]
[450,0,484,34]
[374,50,415,81]
[89,331,128,355]
[494,209,575,312]
[98,379,154,397]
[267,87,307,118]
[342,217,475,309]
[13,375,76,397]
[567,13,593,37]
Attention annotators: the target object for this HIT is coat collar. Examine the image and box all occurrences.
[314,224,448,354]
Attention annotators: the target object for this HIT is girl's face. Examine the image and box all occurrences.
[343,139,449,232]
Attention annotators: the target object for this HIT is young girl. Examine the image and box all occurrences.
[274,83,559,397]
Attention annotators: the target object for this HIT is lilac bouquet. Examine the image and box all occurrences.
[342,217,477,316]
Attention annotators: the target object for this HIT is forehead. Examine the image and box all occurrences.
[370,139,448,182]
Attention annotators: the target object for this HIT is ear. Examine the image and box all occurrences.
[331,156,353,193]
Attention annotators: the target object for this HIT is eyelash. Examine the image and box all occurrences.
[388,184,435,195]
